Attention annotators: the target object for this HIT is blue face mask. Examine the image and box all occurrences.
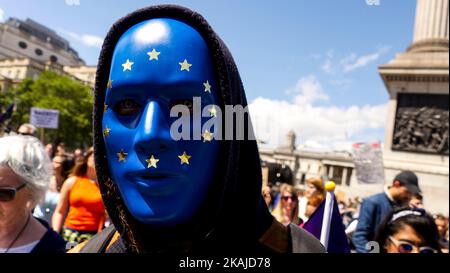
[103,18,221,226]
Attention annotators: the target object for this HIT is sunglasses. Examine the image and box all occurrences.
[281,196,296,201]
[0,184,26,202]
[18,132,33,136]
[389,236,437,254]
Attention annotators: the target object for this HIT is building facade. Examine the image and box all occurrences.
[259,132,385,205]
[0,18,84,66]
[0,17,96,90]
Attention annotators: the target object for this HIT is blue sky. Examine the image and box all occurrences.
[0,0,418,150]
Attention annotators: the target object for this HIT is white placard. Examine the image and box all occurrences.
[30,107,59,129]
[352,142,385,184]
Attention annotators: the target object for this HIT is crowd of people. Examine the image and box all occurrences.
[0,123,448,253]
[0,124,106,253]
[263,174,449,253]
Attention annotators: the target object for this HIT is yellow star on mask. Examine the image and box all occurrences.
[117,150,128,162]
[202,130,214,142]
[178,151,191,165]
[147,48,160,61]
[203,80,212,93]
[122,59,134,71]
[179,59,192,72]
[103,126,111,138]
[145,155,159,169]
[104,104,108,113]
[107,79,113,89]
[208,106,217,117]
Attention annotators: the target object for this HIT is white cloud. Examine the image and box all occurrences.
[320,47,390,75]
[342,52,379,72]
[342,47,390,73]
[319,50,353,90]
[286,75,329,106]
[58,29,103,48]
[320,50,335,74]
[80,34,103,48]
[329,78,353,87]
[321,59,333,74]
[339,53,357,66]
[315,47,390,92]
[249,76,387,151]
[326,49,334,59]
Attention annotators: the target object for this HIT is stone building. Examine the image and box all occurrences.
[259,132,382,205]
[0,17,84,66]
[0,17,96,91]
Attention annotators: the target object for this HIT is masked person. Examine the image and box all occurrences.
[72,5,324,253]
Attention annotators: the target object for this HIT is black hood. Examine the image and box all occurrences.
[93,4,273,253]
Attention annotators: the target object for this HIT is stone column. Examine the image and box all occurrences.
[378,0,449,214]
[328,165,334,179]
[342,167,348,187]
[411,0,449,52]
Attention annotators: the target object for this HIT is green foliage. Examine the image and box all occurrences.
[0,71,94,150]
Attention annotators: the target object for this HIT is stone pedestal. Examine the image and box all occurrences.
[379,0,449,214]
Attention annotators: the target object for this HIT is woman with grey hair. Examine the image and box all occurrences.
[0,135,66,253]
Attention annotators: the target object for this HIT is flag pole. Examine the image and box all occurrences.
[40,128,45,143]
[320,181,336,250]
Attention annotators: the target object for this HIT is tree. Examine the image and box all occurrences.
[0,71,94,150]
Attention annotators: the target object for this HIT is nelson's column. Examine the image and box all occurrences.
[379,0,449,213]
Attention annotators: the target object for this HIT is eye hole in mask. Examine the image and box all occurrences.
[114,99,142,116]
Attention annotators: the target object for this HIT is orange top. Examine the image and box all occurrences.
[64,176,105,232]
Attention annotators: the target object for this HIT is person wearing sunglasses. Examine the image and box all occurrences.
[272,184,301,226]
[374,207,441,253]
[0,135,66,253]
[16,123,37,137]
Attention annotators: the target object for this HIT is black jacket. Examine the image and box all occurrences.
[31,218,66,253]
[89,4,325,254]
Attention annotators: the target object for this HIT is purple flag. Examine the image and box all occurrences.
[302,196,350,253]
[0,103,14,124]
